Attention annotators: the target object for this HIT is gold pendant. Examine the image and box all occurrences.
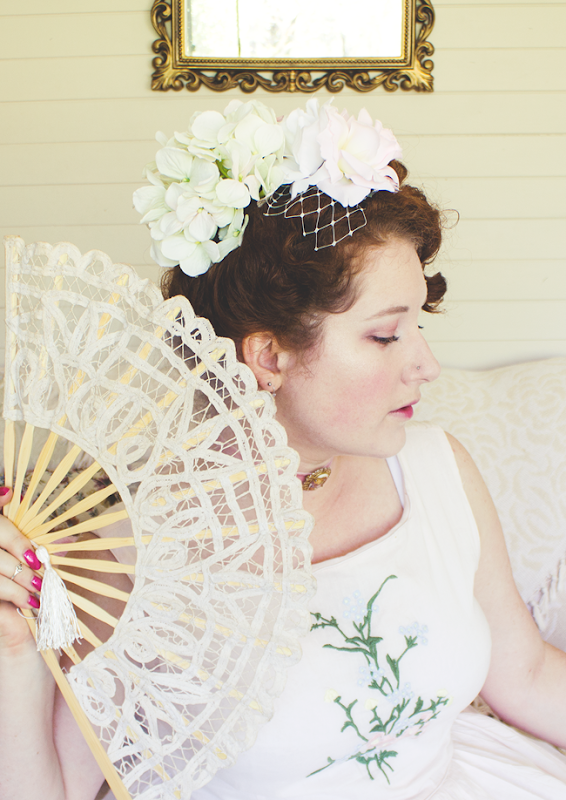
[302,466,332,491]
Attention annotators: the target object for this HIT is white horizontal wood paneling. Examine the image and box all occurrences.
[434,49,566,93]
[0,1,148,12]
[0,13,154,59]
[404,136,566,177]
[0,143,156,186]
[448,219,564,260]
[1,1,565,372]
[434,5,566,48]
[424,300,566,341]
[436,261,566,301]
[427,178,566,219]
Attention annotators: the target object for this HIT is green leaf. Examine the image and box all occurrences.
[386,654,399,683]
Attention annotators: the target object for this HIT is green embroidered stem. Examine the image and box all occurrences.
[308,574,452,784]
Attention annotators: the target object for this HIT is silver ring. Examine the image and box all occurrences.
[10,562,23,581]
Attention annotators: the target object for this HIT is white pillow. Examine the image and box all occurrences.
[414,358,566,649]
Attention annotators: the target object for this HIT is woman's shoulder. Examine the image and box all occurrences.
[402,420,453,458]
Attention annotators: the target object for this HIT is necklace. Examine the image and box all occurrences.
[297,462,332,491]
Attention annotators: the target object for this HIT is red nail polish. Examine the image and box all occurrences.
[28,595,40,609]
[31,576,42,591]
[23,550,41,571]
[0,487,10,496]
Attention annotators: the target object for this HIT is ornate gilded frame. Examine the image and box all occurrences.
[151,0,435,93]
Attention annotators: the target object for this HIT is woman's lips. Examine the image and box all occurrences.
[389,401,418,419]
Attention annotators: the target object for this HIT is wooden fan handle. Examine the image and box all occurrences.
[21,614,132,800]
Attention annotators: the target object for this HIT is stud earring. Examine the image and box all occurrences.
[267,381,276,398]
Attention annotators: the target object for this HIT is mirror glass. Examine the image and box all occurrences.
[183,0,404,60]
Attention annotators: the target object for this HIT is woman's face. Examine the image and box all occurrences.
[274,238,440,469]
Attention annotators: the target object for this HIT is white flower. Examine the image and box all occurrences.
[160,233,220,277]
[282,98,327,181]
[191,110,226,144]
[281,100,402,206]
[155,147,194,181]
[216,178,252,209]
[133,182,167,225]
[324,689,339,703]
[150,240,178,269]
[217,209,248,260]
[134,98,401,276]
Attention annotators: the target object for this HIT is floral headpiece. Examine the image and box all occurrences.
[134,99,402,277]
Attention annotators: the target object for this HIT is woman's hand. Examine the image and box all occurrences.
[0,487,107,800]
[0,488,43,653]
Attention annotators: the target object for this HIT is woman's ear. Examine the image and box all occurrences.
[241,333,286,393]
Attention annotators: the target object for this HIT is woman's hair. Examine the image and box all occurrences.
[161,161,447,356]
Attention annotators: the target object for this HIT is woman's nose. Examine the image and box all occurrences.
[408,337,441,383]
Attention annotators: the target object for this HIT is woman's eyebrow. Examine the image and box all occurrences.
[364,305,409,321]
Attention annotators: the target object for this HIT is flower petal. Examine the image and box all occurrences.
[161,234,194,262]
[133,185,166,217]
[150,241,179,268]
[187,209,217,242]
[254,123,285,158]
[155,147,194,180]
[191,110,226,143]
[215,178,251,208]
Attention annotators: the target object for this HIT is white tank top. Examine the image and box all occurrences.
[192,423,492,799]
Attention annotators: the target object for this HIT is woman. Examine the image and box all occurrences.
[1,100,565,799]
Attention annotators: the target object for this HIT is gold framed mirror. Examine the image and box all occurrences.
[151,0,435,93]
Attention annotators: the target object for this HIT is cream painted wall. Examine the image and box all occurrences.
[1,1,565,370]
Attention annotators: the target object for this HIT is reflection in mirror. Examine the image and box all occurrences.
[151,0,435,93]
[184,0,404,59]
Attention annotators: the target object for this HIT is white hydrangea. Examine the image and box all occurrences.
[134,99,402,276]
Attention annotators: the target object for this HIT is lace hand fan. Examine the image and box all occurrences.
[3,236,314,800]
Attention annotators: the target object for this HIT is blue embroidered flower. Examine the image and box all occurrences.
[399,622,428,646]
[342,590,365,622]
[357,664,386,687]
[386,683,414,706]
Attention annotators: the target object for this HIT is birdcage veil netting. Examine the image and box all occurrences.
[263,185,368,250]
[4,237,315,799]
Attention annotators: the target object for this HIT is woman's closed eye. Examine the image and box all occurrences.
[370,335,400,345]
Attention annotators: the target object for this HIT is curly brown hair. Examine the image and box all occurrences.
[161,161,447,355]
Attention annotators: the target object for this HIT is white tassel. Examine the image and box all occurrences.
[34,545,82,651]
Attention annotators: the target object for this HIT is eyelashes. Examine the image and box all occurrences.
[370,325,423,344]
[371,335,400,345]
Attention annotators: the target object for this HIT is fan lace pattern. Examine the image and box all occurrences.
[4,237,315,799]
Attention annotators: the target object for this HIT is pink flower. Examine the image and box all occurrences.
[317,107,402,205]
[282,101,402,207]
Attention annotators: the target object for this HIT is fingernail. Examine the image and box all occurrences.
[23,550,41,570]
[31,576,42,592]
[0,487,10,496]
[28,595,40,609]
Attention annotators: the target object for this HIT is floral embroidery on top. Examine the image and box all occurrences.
[309,575,451,783]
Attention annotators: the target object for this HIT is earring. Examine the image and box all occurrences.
[267,381,276,398]
[416,366,421,371]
